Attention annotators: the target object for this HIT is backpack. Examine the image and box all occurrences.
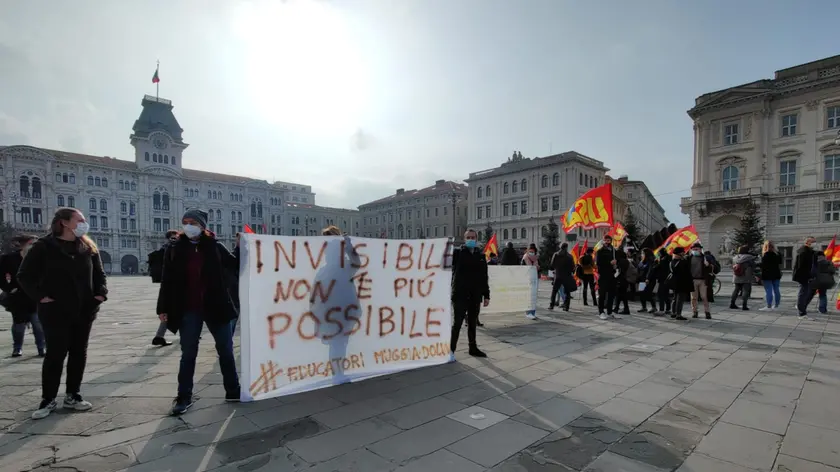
[733,263,744,277]
[625,263,639,283]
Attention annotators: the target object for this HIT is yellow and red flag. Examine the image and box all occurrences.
[657,224,700,255]
[825,235,837,260]
[562,183,614,233]
[580,239,589,258]
[484,232,498,261]
[608,222,627,248]
[570,241,580,265]
[244,224,255,234]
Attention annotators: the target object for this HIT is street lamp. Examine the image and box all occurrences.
[446,191,462,239]
[304,213,310,236]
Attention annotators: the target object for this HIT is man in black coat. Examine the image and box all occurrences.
[595,234,618,320]
[792,236,817,318]
[148,230,179,346]
[1,235,44,357]
[450,229,490,358]
[157,209,240,415]
[549,243,576,311]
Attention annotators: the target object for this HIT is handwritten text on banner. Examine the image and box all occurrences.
[238,235,454,401]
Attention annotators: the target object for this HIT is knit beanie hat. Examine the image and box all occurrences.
[183,209,208,228]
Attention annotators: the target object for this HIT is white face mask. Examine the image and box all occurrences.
[183,224,202,239]
[528,251,535,256]
[72,222,89,238]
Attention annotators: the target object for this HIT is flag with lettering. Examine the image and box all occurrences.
[657,225,700,255]
[608,223,627,248]
[484,232,498,261]
[562,183,614,233]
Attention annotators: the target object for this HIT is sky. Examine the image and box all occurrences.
[1,0,839,227]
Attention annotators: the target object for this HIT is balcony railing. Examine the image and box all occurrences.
[703,187,760,201]
[823,181,840,190]
[680,196,692,205]
[776,185,799,194]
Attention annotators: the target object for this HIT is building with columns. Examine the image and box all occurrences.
[681,55,840,269]
[0,94,359,274]
[465,151,611,248]
[357,179,469,241]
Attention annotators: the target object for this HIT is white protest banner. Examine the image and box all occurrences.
[238,235,454,402]
[481,266,538,314]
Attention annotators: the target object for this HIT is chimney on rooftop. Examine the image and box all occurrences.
[435,179,445,186]
[396,188,405,195]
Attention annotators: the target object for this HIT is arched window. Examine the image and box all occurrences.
[145,152,150,161]
[129,202,136,214]
[19,176,29,197]
[251,201,257,218]
[62,173,69,183]
[541,225,548,236]
[237,211,243,222]
[216,209,221,220]
[521,228,527,239]
[153,153,158,162]
[89,198,97,210]
[87,176,94,186]
[208,210,214,221]
[57,195,65,206]
[69,174,76,184]
[512,180,519,193]
[120,201,127,213]
[503,229,509,239]
[100,199,108,212]
[258,202,263,218]
[208,190,212,199]
[552,173,560,186]
[153,192,161,210]
[230,193,234,201]
[485,185,491,197]
[231,210,236,221]
[55,173,61,182]
[477,187,483,199]
[503,182,509,194]
[67,196,75,207]
[164,155,169,164]
[102,178,108,188]
[541,175,548,188]
[94,177,101,187]
[172,156,177,166]
[162,193,170,211]
[119,180,124,189]
[130,181,136,191]
[31,177,41,198]
[722,165,739,191]
[521,179,527,192]
[512,228,518,239]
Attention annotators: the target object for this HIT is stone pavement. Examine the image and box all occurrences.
[1,278,839,471]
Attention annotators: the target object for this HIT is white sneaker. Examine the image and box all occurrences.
[32,399,57,420]
[599,313,609,320]
[610,313,622,320]
[526,313,538,320]
[759,306,772,311]
[448,353,456,363]
[63,393,92,411]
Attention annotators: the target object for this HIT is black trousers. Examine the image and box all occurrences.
[674,291,690,315]
[613,280,629,313]
[641,280,657,310]
[550,278,570,308]
[598,280,616,314]
[657,283,671,312]
[41,314,93,401]
[581,275,597,305]
[452,299,480,351]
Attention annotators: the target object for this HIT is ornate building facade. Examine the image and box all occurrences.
[358,179,469,241]
[0,95,359,274]
[681,55,840,269]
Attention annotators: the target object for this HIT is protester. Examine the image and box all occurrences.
[549,242,576,311]
[500,241,519,266]
[450,228,489,358]
[148,229,179,346]
[18,208,108,420]
[792,236,818,319]
[487,253,499,266]
[637,248,657,314]
[808,252,836,315]
[521,243,540,320]
[759,241,782,311]
[656,248,672,315]
[668,247,691,321]
[595,234,618,320]
[157,209,241,415]
[730,245,756,311]
[1,235,45,357]
[579,247,597,306]
[703,250,720,303]
[687,242,713,319]
[612,250,631,315]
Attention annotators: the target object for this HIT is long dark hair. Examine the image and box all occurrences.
[50,207,98,253]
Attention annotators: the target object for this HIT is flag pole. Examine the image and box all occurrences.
[156,60,160,100]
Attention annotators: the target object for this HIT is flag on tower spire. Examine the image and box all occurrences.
[152,62,160,84]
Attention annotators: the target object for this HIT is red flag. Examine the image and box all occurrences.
[152,66,160,84]
[484,233,498,261]
[562,183,614,233]
[825,235,837,260]
[244,224,254,234]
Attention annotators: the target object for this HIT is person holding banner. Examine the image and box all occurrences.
[450,229,489,358]
[595,234,619,320]
[157,209,241,415]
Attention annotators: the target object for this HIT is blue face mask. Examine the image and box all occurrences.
[465,240,477,248]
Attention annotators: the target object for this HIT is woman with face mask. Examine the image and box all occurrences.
[17,208,108,420]
[156,209,241,415]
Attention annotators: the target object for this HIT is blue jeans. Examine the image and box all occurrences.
[12,312,46,353]
[177,311,239,397]
[762,280,781,308]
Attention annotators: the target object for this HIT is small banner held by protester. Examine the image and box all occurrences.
[481,266,538,314]
[238,235,453,401]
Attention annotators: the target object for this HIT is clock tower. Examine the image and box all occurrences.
[129,94,188,174]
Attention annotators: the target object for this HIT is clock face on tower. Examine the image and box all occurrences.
[153,137,167,150]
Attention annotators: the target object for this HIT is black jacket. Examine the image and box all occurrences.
[760,251,782,281]
[17,235,108,320]
[156,233,240,333]
[792,246,817,284]
[147,243,171,284]
[0,251,37,321]
[596,246,617,282]
[451,246,490,302]
[815,258,837,291]
[500,247,519,266]
[551,250,577,292]
[668,257,694,293]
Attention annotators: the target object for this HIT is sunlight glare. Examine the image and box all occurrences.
[234,0,368,136]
